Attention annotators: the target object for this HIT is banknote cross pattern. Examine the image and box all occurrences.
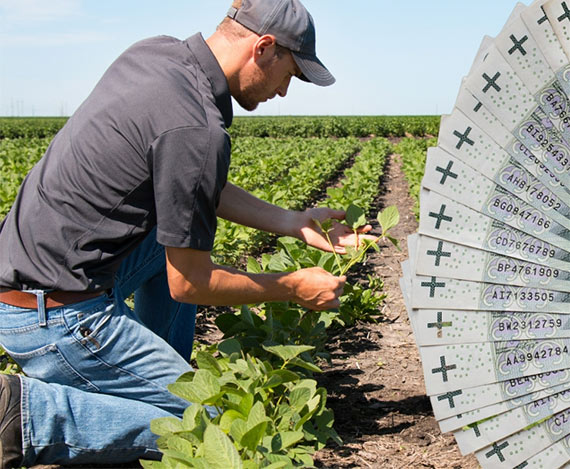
[437,389,463,409]
[452,127,475,149]
[537,6,547,25]
[428,204,453,229]
[508,34,528,56]
[421,276,446,297]
[435,161,459,185]
[557,1,570,22]
[426,241,452,266]
[513,462,529,469]
[427,311,453,337]
[482,72,502,93]
[431,355,457,383]
[485,442,509,463]
[469,422,481,438]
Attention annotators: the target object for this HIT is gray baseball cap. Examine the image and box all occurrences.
[226,0,335,86]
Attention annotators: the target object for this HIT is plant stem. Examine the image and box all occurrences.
[323,231,343,275]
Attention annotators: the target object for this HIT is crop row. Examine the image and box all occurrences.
[324,137,392,213]
[394,137,437,219]
[213,137,361,264]
[0,116,440,140]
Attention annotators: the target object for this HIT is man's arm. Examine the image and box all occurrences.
[217,182,373,253]
[165,245,346,310]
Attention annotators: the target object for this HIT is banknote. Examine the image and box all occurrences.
[544,0,570,66]
[409,307,570,346]
[474,406,570,468]
[419,338,570,395]
[523,0,570,97]
[411,274,570,312]
[423,146,570,250]
[413,234,570,292]
[419,189,570,273]
[439,380,570,433]
[453,85,570,210]
[495,3,570,143]
[429,368,570,420]
[454,387,570,454]
[517,433,570,469]
[463,42,570,188]
[438,108,570,209]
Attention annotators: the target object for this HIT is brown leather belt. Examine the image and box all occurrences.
[0,290,104,309]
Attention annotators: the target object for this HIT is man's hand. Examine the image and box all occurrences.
[286,267,346,310]
[296,207,375,254]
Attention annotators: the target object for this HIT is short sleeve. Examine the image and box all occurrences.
[148,126,230,250]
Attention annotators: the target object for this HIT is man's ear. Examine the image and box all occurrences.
[253,34,277,61]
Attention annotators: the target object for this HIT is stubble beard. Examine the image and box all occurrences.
[234,62,272,112]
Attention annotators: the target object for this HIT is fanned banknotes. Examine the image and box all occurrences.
[400,1,570,467]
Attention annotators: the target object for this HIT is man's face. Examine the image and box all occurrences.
[234,47,301,111]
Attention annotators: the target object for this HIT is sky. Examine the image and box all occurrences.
[0,0,527,117]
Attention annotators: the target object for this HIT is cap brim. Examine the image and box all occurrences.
[292,51,335,87]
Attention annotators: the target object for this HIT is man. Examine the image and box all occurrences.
[0,0,366,466]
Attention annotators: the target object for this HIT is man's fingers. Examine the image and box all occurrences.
[356,224,373,233]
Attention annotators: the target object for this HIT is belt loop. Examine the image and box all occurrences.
[23,289,47,327]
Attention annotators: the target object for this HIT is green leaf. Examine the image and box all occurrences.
[378,205,400,233]
[219,409,246,433]
[386,234,401,250]
[150,417,184,436]
[238,393,254,417]
[246,256,262,274]
[168,370,221,405]
[262,373,284,389]
[240,421,268,452]
[263,463,289,469]
[288,357,322,373]
[203,424,243,469]
[262,344,314,362]
[267,252,294,272]
[268,369,300,385]
[271,431,304,452]
[345,204,366,229]
[218,338,242,356]
[229,417,248,446]
[196,351,223,377]
[289,386,312,411]
[214,314,243,335]
[247,400,268,427]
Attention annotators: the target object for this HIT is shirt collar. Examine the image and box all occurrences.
[185,33,233,128]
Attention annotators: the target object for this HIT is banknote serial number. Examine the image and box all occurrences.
[493,236,556,258]
[491,290,555,302]
[496,263,559,278]
[545,93,570,127]
[505,345,569,366]
[526,123,570,170]
[504,173,562,210]
[554,411,570,427]
[492,199,552,228]
[497,318,563,332]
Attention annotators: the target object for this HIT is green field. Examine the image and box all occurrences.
[0,115,433,467]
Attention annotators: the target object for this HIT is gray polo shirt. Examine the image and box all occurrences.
[0,33,233,292]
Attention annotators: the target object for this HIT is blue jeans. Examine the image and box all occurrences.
[0,230,197,465]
